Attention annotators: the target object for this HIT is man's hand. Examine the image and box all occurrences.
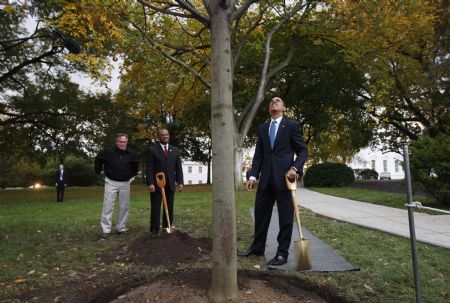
[147,184,155,193]
[246,180,255,192]
[100,170,105,176]
[178,184,184,192]
[286,168,297,181]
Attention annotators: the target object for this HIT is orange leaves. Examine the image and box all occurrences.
[50,1,129,80]
[3,4,13,14]
[14,277,25,283]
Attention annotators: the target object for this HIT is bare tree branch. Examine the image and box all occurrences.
[232,5,266,72]
[127,18,211,87]
[136,0,210,27]
[237,0,315,141]
[0,49,59,84]
[266,40,295,79]
[233,0,259,22]
[175,0,210,26]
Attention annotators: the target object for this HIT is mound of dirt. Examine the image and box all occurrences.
[111,269,327,303]
[11,231,339,303]
[98,230,212,269]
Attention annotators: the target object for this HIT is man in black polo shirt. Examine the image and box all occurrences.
[94,133,139,238]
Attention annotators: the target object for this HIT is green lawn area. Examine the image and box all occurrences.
[0,185,449,302]
[309,186,449,212]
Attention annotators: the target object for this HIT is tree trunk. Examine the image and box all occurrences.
[234,132,245,190]
[207,2,238,303]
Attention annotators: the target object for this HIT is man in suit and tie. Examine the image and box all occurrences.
[146,128,184,236]
[55,163,68,202]
[239,97,308,266]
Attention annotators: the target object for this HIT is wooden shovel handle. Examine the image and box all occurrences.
[285,175,305,240]
[155,172,171,228]
[155,172,166,188]
[285,174,297,191]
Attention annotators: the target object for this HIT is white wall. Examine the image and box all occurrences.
[182,161,210,185]
[347,148,405,179]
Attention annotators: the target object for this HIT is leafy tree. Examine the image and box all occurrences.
[409,134,450,206]
[0,154,41,188]
[0,1,80,91]
[267,36,375,163]
[1,73,118,162]
[54,1,319,300]
[324,0,450,149]
[41,155,100,186]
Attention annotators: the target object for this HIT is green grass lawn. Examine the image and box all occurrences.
[309,186,449,212]
[0,185,449,302]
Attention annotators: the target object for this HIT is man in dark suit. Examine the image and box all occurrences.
[146,128,184,235]
[55,164,68,202]
[239,97,308,266]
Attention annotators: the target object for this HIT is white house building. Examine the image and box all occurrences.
[182,161,211,185]
[347,147,405,180]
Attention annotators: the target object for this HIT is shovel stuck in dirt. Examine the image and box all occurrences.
[155,172,175,233]
[285,175,312,270]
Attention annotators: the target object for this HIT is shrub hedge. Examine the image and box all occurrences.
[304,162,355,187]
[358,168,378,180]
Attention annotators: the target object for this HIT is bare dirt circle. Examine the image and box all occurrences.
[12,231,338,303]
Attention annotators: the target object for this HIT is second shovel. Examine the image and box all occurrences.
[155,172,175,233]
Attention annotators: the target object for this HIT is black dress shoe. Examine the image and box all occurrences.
[267,255,288,266]
[237,249,264,257]
[150,230,159,237]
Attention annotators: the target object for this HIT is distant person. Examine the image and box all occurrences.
[239,97,308,266]
[94,133,139,239]
[146,128,184,236]
[55,163,68,202]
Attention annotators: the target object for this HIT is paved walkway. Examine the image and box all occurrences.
[296,188,450,249]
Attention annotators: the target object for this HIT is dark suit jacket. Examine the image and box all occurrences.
[55,170,68,185]
[146,144,184,192]
[250,117,308,191]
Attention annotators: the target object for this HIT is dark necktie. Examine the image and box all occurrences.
[164,145,168,159]
[269,120,277,148]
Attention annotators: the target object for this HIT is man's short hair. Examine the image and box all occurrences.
[115,133,128,140]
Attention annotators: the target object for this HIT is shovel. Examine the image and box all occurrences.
[155,172,175,233]
[285,175,312,270]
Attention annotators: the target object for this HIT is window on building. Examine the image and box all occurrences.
[395,160,400,172]
[188,166,192,173]
[198,180,203,184]
[371,160,376,170]
[188,180,192,184]
[383,160,388,172]
[199,166,202,173]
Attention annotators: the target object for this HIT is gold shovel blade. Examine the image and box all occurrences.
[163,226,176,234]
[294,239,312,271]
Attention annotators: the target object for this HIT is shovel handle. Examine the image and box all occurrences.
[155,172,171,229]
[155,172,166,188]
[160,187,171,229]
[285,175,305,240]
[291,191,305,240]
[285,174,297,191]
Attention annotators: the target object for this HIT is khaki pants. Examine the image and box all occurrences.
[101,177,131,233]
